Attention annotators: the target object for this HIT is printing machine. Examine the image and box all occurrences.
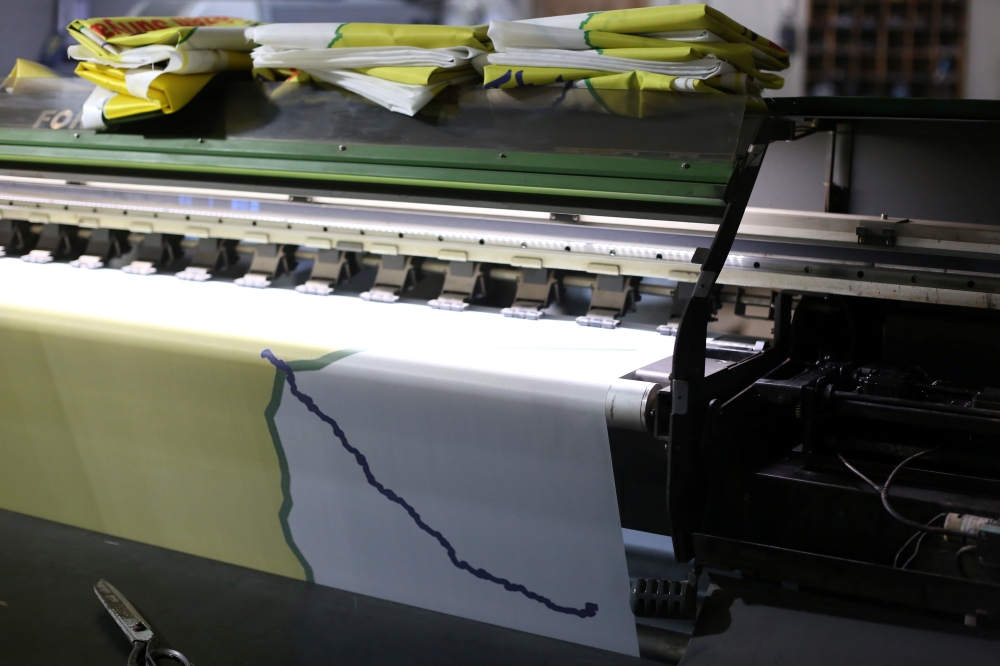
[2,75,1000,663]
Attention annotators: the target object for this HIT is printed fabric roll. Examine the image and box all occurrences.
[67,16,256,127]
[246,23,489,116]
[483,4,787,94]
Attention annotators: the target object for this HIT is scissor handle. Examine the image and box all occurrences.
[128,642,145,666]
[145,647,193,666]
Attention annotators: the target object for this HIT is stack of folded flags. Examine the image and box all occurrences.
[62,5,786,125]
[66,16,255,127]
[483,4,788,94]
[246,23,490,116]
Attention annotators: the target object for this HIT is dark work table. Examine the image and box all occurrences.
[0,509,651,665]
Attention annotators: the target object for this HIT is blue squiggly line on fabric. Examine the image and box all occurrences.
[552,78,573,108]
[262,349,599,618]
[483,69,512,89]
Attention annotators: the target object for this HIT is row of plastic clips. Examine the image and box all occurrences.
[0,221,650,328]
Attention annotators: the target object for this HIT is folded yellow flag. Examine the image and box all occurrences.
[5,59,59,80]
[483,64,750,94]
[488,42,783,89]
[68,16,255,126]
[245,23,489,50]
[247,23,489,115]
[68,16,255,62]
[354,66,475,86]
[74,61,214,119]
[3,59,60,93]
[330,23,488,49]
[584,32,783,83]
[486,7,786,96]
[540,4,789,69]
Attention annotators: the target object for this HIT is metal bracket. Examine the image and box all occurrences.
[428,261,485,311]
[576,274,636,328]
[501,268,559,320]
[121,233,183,276]
[746,143,768,168]
[21,224,78,264]
[550,212,580,223]
[235,244,297,289]
[70,228,130,269]
[296,248,355,296]
[734,288,776,320]
[360,255,416,303]
[857,214,908,247]
[671,379,689,415]
[0,219,35,257]
[175,238,238,282]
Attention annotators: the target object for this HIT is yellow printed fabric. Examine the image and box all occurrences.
[485,5,787,94]
[246,23,489,116]
[525,4,788,68]
[3,59,59,93]
[246,23,487,50]
[74,62,214,118]
[354,66,473,86]
[482,65,749,93]
[67,16,255,65]
[66,16,255,127]
[5,59,59,80]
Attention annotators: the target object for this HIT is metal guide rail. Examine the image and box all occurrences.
[2,173,1000,316]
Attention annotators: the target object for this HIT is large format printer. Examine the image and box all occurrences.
[2,75,1000,663]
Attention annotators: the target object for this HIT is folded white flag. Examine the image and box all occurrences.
[641,30,724,42]
[68,45,238,74]
[251,44,483,70]
[247,23,356,50]
[487,48,734,78]
[304,69,475,116]
[488,21,589,52]
[488,21,724,53]
[517,11,727,41]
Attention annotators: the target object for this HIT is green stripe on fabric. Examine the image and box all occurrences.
[327,23,347,48]
[584,78,616,115]
[263,347,364,583]
[579,12,597,29]
[177,27,197,45]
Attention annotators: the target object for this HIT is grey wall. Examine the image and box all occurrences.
[0,0,58,78]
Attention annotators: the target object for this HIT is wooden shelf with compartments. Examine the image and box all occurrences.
[806,0,967,98]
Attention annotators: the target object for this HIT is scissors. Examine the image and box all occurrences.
[94,579,194,666]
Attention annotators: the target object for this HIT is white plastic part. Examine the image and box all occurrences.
[70,255,104,269]
[428,297,469,312]
[360,288,400,303]
[121,261,157,276]
[576,314,620,329]
[501,306,544,320]
[234,273,271,289]
[295,279,334,296]
[21,249,54,264]
[175,267,212,282]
